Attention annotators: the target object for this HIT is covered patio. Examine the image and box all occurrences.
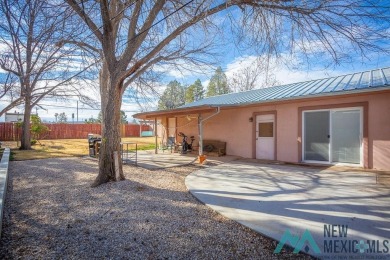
[122,150,240,170]
[134,106,223,161]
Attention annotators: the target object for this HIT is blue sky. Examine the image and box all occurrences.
[143,3,390,95]
[1,3,390,122]
[2,43,389,123]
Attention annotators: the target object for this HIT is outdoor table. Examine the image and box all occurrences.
[121,142,137,165]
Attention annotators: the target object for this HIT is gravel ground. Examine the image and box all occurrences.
[0,157,311,259]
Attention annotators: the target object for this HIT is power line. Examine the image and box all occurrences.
[38,103,99,110]
[37,103,140,113]
[2,2,190,116]
[0,101,139,113]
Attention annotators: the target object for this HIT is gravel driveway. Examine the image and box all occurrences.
[0,157,309,259]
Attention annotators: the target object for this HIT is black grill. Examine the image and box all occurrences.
[88,133,101,156]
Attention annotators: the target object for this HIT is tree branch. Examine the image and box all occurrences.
[120,0,166,67]
[0,97,24,117]
[65,0,103,43]
[120,1,232,81]
[57,39,101,54]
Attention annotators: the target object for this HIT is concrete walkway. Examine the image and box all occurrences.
[133,150,240,169]
[185,161,390,258]
[134,151,197,169]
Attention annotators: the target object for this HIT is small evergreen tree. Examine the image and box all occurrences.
[206,67,230,97]
[158,80,185,110]
[85,117,99,124]
[120,111,128,124]
[95,111,127,124]
[97,111,102,123]
[185,84,196,104]
[186,79,204,103]
[30,115,49,145]
[57,112,67,123]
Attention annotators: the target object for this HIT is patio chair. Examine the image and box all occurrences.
[160,137,176,153]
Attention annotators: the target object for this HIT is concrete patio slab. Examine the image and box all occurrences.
[86,150,240,170]
[134,151,198,169]
[185,161,390,258]
[129,151,240,169]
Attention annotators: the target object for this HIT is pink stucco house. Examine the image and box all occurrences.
[134,67,390,171]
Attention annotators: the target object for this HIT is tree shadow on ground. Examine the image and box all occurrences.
[0,158,311,259]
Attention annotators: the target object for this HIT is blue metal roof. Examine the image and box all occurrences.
[180,67,390,108]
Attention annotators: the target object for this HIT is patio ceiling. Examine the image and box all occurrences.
[133,105,218,119]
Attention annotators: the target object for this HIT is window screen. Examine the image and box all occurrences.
[258,122,273,137]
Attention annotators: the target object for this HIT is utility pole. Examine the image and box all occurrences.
[77,101,79,122]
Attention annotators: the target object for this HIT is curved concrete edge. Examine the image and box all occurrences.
[185,164,315,257]
[185,165,272,232]
[185,165,266,228]
[185,162,390,259]
[0,148,11,237]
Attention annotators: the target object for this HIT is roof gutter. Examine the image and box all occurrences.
[198,107,221,157]
[133,105,216,119]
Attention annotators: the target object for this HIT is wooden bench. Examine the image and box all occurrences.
[203,140,226,156]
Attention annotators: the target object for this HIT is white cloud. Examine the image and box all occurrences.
[273,67,339,84]
[292,39,330,55]
[225,55,259,78]
[224,53,348,87]
[0,42,10,73]
[202,79,210,88]
[154,62,214,79]
[0,78,101,123]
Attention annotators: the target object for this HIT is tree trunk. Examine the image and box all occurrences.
[20,99,32,150]
[92,70,125,187]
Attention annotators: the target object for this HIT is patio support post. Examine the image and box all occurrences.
[154,118,158,154]
[198,107,221,157]
[198,114,203,156]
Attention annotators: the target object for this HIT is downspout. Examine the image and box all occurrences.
[198,107,221,157]
[154,118,157,154]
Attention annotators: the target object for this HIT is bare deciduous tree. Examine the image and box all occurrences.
[0,73,23,115]
[64,0,390,186]
[0,0,93,149]
[228,57,280,92]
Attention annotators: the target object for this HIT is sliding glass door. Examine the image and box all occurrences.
[304,111,330,161]
[331,110,361,164]
[303,108,362,165]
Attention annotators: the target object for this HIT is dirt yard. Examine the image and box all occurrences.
[1,137,155,160]
[0,157,310,259]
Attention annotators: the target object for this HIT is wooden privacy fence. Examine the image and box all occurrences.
[124,124,150,137]
[0,123,19,141]
[0,123,152,141]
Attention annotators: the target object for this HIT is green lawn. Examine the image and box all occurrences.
[1,137,156,161]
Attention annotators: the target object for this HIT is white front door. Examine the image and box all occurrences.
[168,118,176,138]
[256,114,275,160]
